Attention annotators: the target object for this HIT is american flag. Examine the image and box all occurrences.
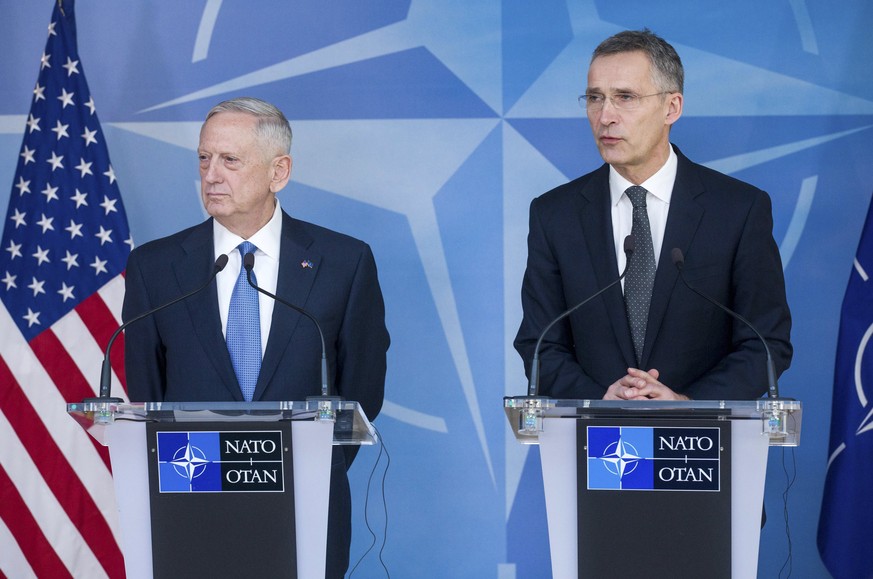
[0,1,130,577]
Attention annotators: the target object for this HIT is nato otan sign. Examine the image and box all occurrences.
[156,430,285,493]
[587,426,721,491]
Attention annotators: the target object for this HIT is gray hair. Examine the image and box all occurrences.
[205,96,293,156]
[592,29,684,94]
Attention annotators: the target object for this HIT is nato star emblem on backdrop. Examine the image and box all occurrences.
[2,1,868,575]
[156,430,285,493]
[587,427,720,492]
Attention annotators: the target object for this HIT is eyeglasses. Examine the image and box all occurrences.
[578,92,668,112]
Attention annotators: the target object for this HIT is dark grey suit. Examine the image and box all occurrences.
[514,146,791,400]
[123,210,389,578]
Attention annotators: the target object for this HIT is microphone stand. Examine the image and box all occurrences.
[512,236,635,434]
[84,254,230,405]
[671,248,780,400]
[243,252,340,422]
[671,248,791,438]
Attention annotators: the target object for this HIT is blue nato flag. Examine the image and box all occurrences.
[817,192,873,579]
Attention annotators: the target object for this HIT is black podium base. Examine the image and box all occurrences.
[146,421,297,579]
[577,418,732,579]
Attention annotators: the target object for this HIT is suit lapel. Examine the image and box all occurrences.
[641,148,704,367]
[177,220,243,400]
[254,212,320,399]
[577,167,637,367]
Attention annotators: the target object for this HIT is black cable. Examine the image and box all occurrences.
[777,447,797,579]
[349,424,391,578]
[374,424,391,575]
[349,441,381,576]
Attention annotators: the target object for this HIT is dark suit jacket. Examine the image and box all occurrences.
[514,146,792,400]
[123,210,389,578]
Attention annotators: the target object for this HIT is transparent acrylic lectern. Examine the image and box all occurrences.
[68,399,377,579]
[504,397,802,579]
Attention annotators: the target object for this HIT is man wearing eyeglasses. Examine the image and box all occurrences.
[514,29,792,401]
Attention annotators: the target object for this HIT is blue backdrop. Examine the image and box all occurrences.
[2,1,872,577]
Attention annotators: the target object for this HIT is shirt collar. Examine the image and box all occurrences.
[213,198,283,259]
[609,145,678,207]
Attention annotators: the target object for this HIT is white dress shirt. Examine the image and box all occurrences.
[610,146,678,283]
[213,200,283,357]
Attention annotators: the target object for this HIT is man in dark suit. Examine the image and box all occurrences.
[123,97,389,578]
[514,30,791,401]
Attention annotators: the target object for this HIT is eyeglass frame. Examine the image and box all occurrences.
[578,91,671,112]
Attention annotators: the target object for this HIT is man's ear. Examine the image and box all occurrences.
[270,154,292,192]
[665,92,683,126]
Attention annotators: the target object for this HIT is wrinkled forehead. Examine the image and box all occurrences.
[198,112,260,151]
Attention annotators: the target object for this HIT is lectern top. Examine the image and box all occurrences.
[66,399,377,446]
[504,397,802,446]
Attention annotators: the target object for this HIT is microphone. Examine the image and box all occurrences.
[243,252,332,399]
[88,254,230,402]
[527,235,635,397]
[671,248,780,399]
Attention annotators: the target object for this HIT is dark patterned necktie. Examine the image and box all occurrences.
[624,186,656,365]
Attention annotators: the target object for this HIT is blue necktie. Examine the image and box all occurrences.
[226,241,261,401]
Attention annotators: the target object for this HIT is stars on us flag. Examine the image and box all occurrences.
[20,145,36,165]
[0,15,132,341]
[41,183,59,203]
[14,177,30,196]
[10,210,26,229]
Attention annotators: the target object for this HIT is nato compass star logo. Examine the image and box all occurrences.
[156,431,223,493]
[588,426,722,492]
[587,426,655,491]
[599,437,643,480]
[826,255,873,471]
[169,442,211,482]
[846,255,873,439]
[156,430,285,493]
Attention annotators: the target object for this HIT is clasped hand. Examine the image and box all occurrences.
[603,368,690,401]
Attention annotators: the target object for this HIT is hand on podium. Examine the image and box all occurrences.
[603,368,691,401]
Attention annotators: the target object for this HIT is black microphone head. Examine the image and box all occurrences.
[623,235,635,256]
[243,252,255,271]
[671,247,685,269]
[214,254,229,272]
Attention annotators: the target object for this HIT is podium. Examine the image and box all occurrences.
[67,399,377,579]
[505,397,802,579]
